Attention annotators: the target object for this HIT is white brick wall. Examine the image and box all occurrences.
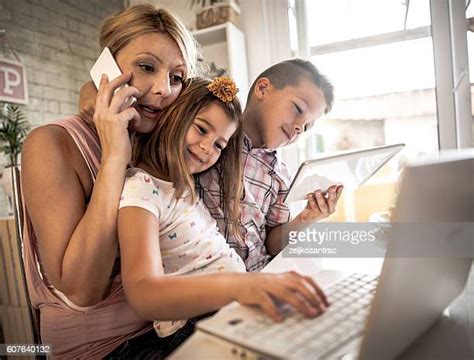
[0,0,125,216]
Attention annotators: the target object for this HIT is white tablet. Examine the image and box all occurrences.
[284,143,405,204]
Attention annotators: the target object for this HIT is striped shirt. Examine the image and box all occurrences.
[196,133,292,271]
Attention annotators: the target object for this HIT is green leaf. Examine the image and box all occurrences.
[0,103,31,166]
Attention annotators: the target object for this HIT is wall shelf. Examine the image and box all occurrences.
[193,22,249,105]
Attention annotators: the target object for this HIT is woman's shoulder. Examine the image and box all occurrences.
[23,123,72,160]
[24,116,89,150]
[22,117,95,194]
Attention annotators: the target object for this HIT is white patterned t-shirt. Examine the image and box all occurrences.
[119,167,245,337]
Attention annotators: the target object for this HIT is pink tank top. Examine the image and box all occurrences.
[22,116,152,358]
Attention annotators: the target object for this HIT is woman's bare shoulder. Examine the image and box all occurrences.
[22,123,92,194]
[23,124,73,155]
[22,123,91,174]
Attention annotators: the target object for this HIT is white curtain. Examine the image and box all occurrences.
[240,0,292,81]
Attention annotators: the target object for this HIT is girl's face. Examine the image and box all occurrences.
[116,32,186,133]
[184,102,238,174]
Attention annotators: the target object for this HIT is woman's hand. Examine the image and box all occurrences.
[93,73,141,168]
[232,271,329,322]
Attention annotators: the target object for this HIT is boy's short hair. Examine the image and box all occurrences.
[247,59,334,114]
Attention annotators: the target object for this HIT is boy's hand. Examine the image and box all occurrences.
[298,185,343,223]
[79,81,98,125]
[265,185,343,256]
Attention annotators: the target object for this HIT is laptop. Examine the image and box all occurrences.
[191,151,474,359]
[284,143,405,204]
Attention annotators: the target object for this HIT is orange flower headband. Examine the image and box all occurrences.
[207,76,239,103]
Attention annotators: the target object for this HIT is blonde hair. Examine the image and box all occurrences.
[100,4,200,78]
[132,77,243,238]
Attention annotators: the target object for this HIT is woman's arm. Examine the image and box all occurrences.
[119,207,329,322]
[22,126,125,306]
[22,74,141,306]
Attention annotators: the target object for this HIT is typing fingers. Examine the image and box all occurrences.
[286,271,328,311]
[268,283,319,318]
[255,292,282,322]
[303,275,330,307]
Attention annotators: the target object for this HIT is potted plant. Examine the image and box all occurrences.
[0,103,30,167]
[0,103,30,214]
[190,0,241,30]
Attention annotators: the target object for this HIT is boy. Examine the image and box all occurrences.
[195,59,342,271]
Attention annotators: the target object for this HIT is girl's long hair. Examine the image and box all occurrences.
[132,77,243,238]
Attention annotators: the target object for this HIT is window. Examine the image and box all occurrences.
[285,0,472,222]
[306,0,431,46]
[466,2,474,145]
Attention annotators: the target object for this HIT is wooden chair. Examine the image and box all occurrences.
[0,166,41,346]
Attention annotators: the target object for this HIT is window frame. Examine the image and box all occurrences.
[291,0,473,150]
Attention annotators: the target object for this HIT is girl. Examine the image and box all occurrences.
[116,77,329,357]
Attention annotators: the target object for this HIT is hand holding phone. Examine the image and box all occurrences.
[90,47,137,108]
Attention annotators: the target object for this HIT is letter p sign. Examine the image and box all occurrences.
[0,58,29,105]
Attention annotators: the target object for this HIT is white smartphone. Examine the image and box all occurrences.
[90,47,137,108]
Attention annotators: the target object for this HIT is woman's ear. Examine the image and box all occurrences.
[254,77,271,100]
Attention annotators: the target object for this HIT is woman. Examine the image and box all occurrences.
[21,5,199,358]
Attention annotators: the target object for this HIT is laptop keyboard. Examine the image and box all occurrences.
[227,273,379,359]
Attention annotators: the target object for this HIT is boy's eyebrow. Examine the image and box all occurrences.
[296,96,309,110]
[136,52,185,69]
